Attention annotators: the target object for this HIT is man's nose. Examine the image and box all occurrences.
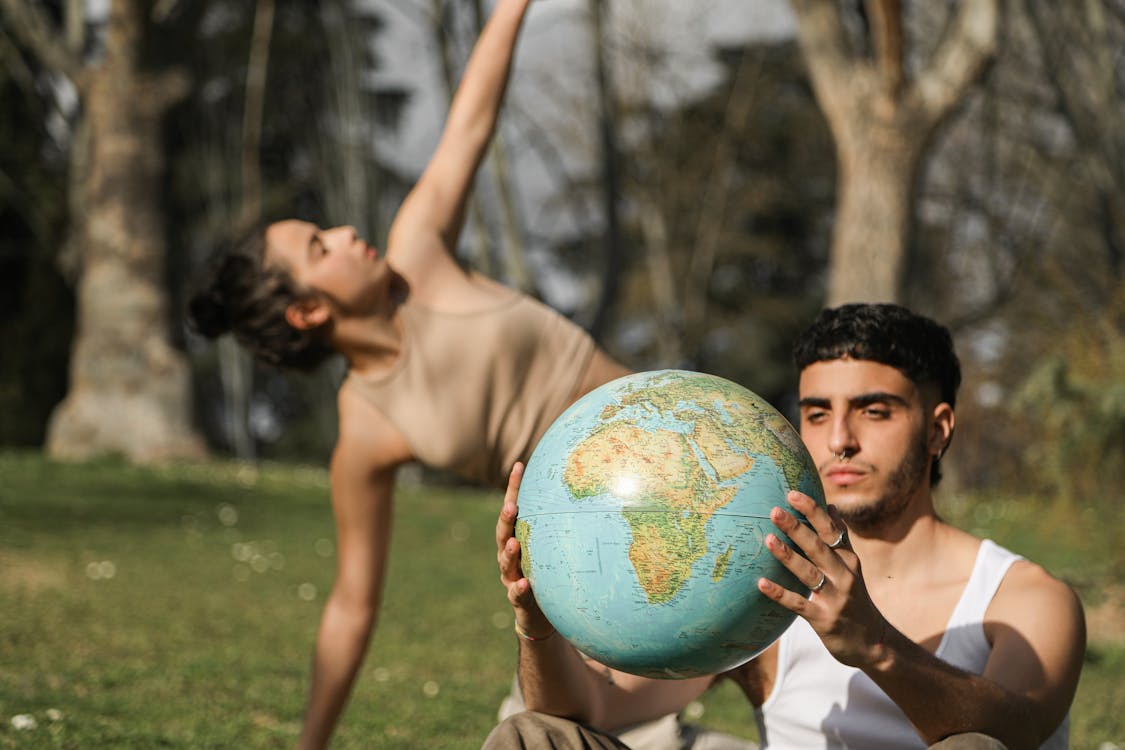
[827,416,858,459]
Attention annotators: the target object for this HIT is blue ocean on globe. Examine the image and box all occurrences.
[516,370,826,678]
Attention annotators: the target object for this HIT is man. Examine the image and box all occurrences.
[486,304,1086,749]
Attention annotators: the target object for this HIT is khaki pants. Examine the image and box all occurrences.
[482,712,1010,750]
[498,678,754,750]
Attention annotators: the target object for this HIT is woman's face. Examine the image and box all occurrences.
[264,220,392,317]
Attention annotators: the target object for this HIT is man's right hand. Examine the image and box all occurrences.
[495,462,556,640]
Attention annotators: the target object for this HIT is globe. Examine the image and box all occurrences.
[516,369,826,679]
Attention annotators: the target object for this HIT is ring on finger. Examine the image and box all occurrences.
[828,529,847,549]
[810,571,827,592]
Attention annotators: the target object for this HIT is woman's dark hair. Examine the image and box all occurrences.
[792,303,962,486]
[187,228,336,372]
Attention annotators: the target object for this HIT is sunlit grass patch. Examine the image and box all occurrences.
[0,452,1120,748]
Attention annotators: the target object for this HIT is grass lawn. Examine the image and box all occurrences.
[0,452,1120,748]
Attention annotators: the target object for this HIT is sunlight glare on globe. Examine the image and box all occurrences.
[613,475,640,498]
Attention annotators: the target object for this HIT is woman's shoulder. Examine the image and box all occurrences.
[385,226,462,287]
[386,229,524,310]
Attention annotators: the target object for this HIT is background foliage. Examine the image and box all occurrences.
[2,0,1120,506]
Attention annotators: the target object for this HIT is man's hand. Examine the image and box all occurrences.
[757,490,889,669]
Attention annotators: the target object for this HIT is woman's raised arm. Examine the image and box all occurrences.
[388,0,534,258]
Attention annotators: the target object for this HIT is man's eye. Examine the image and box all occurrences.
[804,411,828,424]
[864,407,890,419]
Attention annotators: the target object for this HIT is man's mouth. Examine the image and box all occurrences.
[825,466,866,486]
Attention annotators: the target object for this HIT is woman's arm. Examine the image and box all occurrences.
[387,0,533,265]
[297,391,411,750]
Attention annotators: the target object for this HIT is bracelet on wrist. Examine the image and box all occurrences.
[514,620,556,642]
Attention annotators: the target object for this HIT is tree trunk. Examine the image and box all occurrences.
[790,0,1000,305]
[45,0,204,462]
[827,122,921,305]
[637,191,681,367]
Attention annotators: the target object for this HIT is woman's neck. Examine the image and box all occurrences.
[336,283,409,376]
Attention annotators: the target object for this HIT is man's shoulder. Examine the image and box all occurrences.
[1000,556,1081,602]
[930,525,1080,619]
[988,551,1085,633]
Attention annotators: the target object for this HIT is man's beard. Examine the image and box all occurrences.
[837,437,931,532]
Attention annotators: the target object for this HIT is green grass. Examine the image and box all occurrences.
[0,453,1120,748]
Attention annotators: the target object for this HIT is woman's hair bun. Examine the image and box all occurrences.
[187,254,255,339]
[187,288,232,338]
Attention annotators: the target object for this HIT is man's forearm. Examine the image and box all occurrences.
[518,638,712,732]
[518,636,605,723]
[865,627,1039,749]
[298,598,377,750]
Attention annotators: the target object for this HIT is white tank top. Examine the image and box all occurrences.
[754,540,1069,749]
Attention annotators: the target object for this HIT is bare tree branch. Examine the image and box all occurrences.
[682,49,763,352]
[64,0,83,55]
[913,0,999,122]
[588,0,624,341]
[0,26,38,97]
[865,0,904,96]
[789,0,864,124]
[238,0,275,230]
[0,0,84,83]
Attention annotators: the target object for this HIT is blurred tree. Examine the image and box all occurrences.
[899,0,1124,500]
[497,6,833,402]
[1001,0,1122,504]
[1025,0,1124,272]
[586,0,625,341]
[524,4,833,401]
[790,0,1000,304]
[0,48,72,445]
[0,0,205,462]
[613,40,834,404]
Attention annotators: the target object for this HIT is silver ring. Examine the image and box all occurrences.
[828,529,847,549]
[810,571,826,592]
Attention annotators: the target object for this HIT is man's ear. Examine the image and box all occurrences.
[284,297,330,331]
[930,402,956,459]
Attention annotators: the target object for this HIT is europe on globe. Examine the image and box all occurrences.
[516,369,826,679]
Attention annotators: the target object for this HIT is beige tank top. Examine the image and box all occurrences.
[342,288,597,487]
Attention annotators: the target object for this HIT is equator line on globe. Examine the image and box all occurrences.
[516,369,826,678]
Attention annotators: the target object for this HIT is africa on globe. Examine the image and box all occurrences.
[516,369,826,679]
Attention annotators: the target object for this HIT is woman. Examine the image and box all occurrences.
[189,1,630,747]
